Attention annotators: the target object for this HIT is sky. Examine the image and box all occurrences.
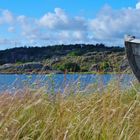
[0,0,140,49]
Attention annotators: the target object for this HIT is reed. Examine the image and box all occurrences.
[0,79,139,140]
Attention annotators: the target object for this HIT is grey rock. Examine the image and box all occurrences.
[16,62,43,70]
[0,63,14,70]
[89,64,100,71]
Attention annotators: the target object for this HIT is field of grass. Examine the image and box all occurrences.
[0,79,140,140]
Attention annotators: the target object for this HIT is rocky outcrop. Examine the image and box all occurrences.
[16,62,44,71]
[0,64,14,70]
[89,64,100,72]
[0,62,61,74]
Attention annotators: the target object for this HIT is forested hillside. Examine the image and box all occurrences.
[0,44,129,73]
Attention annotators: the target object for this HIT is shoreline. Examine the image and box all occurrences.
[0,71,132,75]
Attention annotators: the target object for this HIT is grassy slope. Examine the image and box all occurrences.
[0,82,140,140]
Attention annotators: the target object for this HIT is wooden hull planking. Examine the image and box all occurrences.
[125,38,140,82]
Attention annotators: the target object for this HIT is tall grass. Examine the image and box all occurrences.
[0,79,140,140]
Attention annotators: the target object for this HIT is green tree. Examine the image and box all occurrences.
[100,61,110,71]
[59,62,80,72]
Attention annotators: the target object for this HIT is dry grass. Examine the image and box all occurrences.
[0,81,140,140]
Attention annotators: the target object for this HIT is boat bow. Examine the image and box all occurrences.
[125,35,140,82]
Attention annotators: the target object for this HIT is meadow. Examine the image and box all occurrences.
[0,78,139,140]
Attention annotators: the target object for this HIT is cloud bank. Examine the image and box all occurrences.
[1,2,140,48]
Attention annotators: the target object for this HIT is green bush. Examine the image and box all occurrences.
[100,61,111,71]
[80,65,89,72]
[59,62,80,72]
[68,51,79,56]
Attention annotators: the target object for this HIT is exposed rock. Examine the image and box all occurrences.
[89,64,100,72]
[0,62,56,74]
[42,65,52,71]
[16,62,43,71]
[0,63,14,70]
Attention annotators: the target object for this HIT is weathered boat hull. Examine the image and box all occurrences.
[125,35,140,82]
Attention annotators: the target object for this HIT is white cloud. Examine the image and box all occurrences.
[0,10,14,25]
[17,15,39,40]
[39,8,86,31]
[10,8,88,45]
[0,38,22,50]
[20,5,140,46]
[8,26,15,32]
[73,31,87,40]
[2,2,140,48]
[17,15,33,33]
[39,8,69,29]
[136,2,140,9]
[0,38,14,45]
[89,4,140,44]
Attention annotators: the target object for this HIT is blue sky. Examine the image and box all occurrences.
[0,0,137,17]
[0,0,140,49]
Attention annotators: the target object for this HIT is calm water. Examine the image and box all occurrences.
[0,74,135,93]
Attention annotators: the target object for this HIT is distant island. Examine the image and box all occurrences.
[0,44,130,74]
